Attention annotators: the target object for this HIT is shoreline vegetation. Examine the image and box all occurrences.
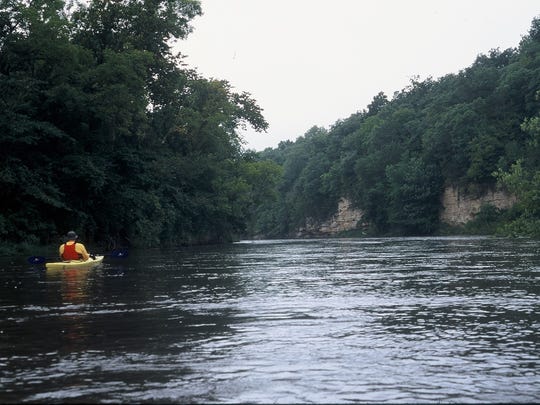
[0,225,525,260]
[2,1,540,250]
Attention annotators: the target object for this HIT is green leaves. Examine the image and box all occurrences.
[0,0,270,246]
[253,17,540,238]
[70,0,202,59]
[494,114,540,237]
[88,49,152,139]
[3,1,540,245]
[386,157,442,234]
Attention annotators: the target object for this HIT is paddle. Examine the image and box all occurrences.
[27,249,129,265]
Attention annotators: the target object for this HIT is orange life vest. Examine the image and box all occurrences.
[62,242,80,260]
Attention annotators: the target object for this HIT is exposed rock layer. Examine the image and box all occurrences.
[297,186,517,236]
[297,198,364,237]
[440,186,517,225]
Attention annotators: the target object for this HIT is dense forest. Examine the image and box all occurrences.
[1,1,540,251]
[0,0,279,249]
[252,17,540,239]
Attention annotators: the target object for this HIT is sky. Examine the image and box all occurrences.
[176,0,540,151]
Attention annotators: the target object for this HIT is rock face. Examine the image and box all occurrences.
[295,187,516,236]
[297,197,364,237]
[440,186,517,225]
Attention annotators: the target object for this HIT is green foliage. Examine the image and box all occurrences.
[255,126,344,235]
[2,2,540,246]
[0,0,268,248]
[385,157,443,235]
[254,17,540,238]
[496,162,540,237]
[462,204,507,235]
[492,101,540,237]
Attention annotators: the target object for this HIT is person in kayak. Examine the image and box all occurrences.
[59,231,90,261]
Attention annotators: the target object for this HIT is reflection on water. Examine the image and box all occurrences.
[0,237,539,403]
[45,266,97,349]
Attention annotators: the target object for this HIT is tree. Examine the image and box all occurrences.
[0,0,269,247]
[386,157,443,235]
[496,114,540,237]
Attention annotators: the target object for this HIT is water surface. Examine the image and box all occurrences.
[1,237,539,403]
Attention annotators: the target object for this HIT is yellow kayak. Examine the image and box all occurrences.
[45,255,104,270]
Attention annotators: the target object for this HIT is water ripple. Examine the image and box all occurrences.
[1,237,539,403]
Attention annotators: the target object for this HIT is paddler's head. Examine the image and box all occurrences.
[66,231,78,241]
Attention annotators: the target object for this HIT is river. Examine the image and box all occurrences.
[1,236,539,403]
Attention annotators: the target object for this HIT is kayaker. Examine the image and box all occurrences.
[59,231,90,261]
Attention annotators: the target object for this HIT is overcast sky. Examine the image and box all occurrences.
[176,0,540,151]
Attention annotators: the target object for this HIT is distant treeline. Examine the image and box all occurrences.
[1,1,540,250]
[252,17,540,238]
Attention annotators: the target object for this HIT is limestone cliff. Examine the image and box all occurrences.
[297,198,364,237]
[440,186,517,225]
[296,186,517,236]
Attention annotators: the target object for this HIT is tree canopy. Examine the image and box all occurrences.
[0,0,277,247]
[2,2,539,248]
[254,17,540,238]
